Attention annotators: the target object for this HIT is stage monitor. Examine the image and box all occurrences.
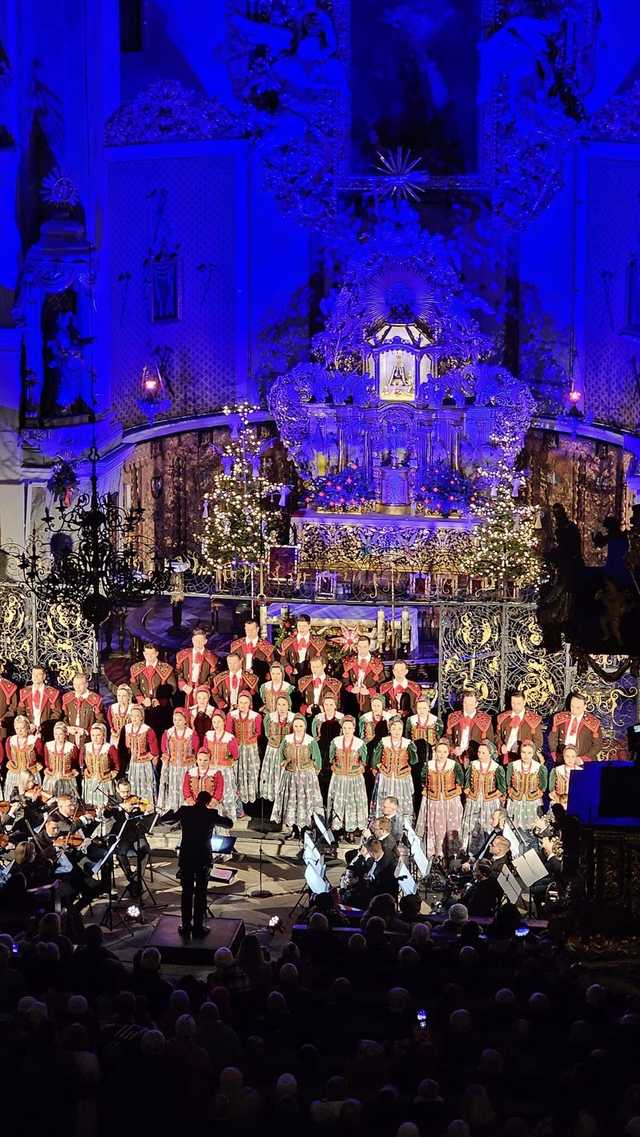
[568,760,640,826]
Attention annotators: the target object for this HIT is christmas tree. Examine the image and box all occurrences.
[461,447,541,594]
[201,404,283,570]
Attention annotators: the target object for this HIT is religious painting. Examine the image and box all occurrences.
[379,349,416,402]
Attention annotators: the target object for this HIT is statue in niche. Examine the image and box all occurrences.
[46,310,92,413]
[149,244,179,322]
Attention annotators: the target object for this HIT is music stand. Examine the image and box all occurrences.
[513,848,548,917]
[395,863,418,896]
[117,810,159,910]
[96,821,128,932]
[312,811,336,850]
[497,864,523,907]
[404,822,431,880]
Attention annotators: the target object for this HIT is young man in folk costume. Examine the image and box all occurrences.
[416,738,464,861]
[496,690,543,765]
[260,694,295,804]
[2,714,43,797]
[157,708,195,814]
[280,613,327,681]
[42,720,79,798]
[227,691,262,805]
[211,653,258,712]
[121,703,160,804]
[460,740,506,853]
[298,657,342,718]
[549,744,584,809]
[445,687,494,768]
[371,715,418,828]
[311,693,345,798]
[62,673,104,752]
[183,749,224,807]
[548,691,602,763]
[188,685,218,749]
[326,715,369,840]
[380,660,422,719]
[0,661,18,740]
[342,635,385,715]
[230,617,275,684]
[259,662,294,714]
[107,685,134,745]
[130,643,177,734]
[81,722,120,807]
[18,665,62,742]
[203,709,241,820]
[272,714,323,836]
[506,739,548,831]
[175,628,218,708]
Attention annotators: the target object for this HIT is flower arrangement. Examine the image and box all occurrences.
[308,465,375,513]
[47,458,78,506]
[414,462,472,517]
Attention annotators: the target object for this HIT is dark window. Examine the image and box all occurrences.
[119,0,143,53]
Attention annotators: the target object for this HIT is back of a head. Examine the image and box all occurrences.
[449,903,469,926]
[140,946,162,973]
[399,893,422,919]
[196,790,212,807]
[83,923,104,949]
[364,915,387,943]
[308,911,329,934]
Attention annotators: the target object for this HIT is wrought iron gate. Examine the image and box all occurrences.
[0,584,97,685]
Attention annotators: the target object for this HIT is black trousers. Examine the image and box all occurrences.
[180,862,210,929]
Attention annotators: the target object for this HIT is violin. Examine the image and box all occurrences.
[53,833,84,848]
[0,801,12,815]
[121,794,151,814]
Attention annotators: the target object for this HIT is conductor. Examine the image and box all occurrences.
[170,791,233,939]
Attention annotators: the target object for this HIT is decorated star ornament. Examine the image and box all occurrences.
[375,147,426,201]
[41,167,80,209]
[331,624,364,656]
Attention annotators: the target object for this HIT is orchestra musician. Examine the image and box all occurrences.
[102,778,155,896]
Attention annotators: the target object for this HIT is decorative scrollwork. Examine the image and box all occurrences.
[575,655,638,759]
[439,602,503,713]
[0,586,34,683]
[504,607,567,718]
[36,600,96,686]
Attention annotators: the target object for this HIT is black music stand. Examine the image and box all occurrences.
[116,810,159,911]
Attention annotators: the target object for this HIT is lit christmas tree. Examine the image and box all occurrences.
[461,427,542,593]
[201,404,283,570]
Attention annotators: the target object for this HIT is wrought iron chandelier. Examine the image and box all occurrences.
[16,446,163,634]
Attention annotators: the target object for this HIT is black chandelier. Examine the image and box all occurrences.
[16,447,163,635]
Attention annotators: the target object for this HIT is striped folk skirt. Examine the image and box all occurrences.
[507,797,541,831]
[327,773,368,833]
[461,796,496,851]
[4,769,41,799]
[42,773,78,798]
[128,760,157,805]
[416,795,463,858]
[211,764,243,820]
[272,768,323,831]
[157,761,187,814]
[237,742,260,804]
[259,743,281,802]
[370,773,414,827]
[83,775,110,808]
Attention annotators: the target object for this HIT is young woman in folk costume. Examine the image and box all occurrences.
[187,685,217,750]
[259,662,294,714]
[358,694,393,762]
[506,738,548,831]
[406,694,442,764]
[122,703,159,804]
[227,691,262,805]
[106,684,133,745]
[326,716,369,840]
[272,714,323,835]
[548,744,584,809]
[42,720,79,797]
[415,738,464,860]
[371,714,418,827]
[311,694,344,798]
[81,722,120,807]
[460,740,506,853]
[260,694,294,803]
[157,708,194,814]
[204,709,241,820]
[3,714,43,798]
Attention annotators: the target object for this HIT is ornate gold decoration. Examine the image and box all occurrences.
[504,608,567,718]
[575,655,638,758]
[439,603,503,709]
[297,520,471,573]
[0,586,33,681]
[36,600,97,686]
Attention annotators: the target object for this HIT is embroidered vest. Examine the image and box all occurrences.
[360,714,389,743]
[126,724,151,763]
[230,713,258,745]
[378,741,412,779]
[281,740,316,773]
[165,728,193,766]
[110,705,131,735]
[45,742,76,777]
[331,740,366,777]
[425,761,461,800]
[7,737,38,771]
[267,716,293,746]
[205,732,236,768]
[262,684,291,712]
[509,763,543,801]
[466,762,501,802]
[185,770,218,798]
[409,716,438,744]
[84,744,113,778]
